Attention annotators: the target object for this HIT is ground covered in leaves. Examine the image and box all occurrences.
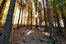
[10,27,66,44]
[0,27,66,44]
[10,27,50,44]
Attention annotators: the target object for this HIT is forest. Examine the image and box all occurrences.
[0,0,66,44]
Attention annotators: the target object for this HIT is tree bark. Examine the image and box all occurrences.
[52,0,62,35]
[17,8,21,29]
[45,0,57,44]
[2,0,16,44]
[0,0,6,25]
[42,0,47,31]
[0,0,6,13]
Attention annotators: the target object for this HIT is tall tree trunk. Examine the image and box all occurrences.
[20,8,23,27]
[2,0,16,44]
[52,0,62,36]
[17,0,22,28]
[45,0,57,44]
[59,6,66,30]
[42,0,47,31]
[22,2,26,27]
[30,2,32,30]
[27,2,30,28]
[34,0,38,28]
[27,7,29,27]
[0,0,6,25]
[56,0,66,31]
[28,1,32,29]
[17,9,21,29]
[0,0,6,13]
[38,1,42,27]
[20,0,23,28]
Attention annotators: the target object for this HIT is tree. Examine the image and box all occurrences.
[17,0,22,29]
[0,0,6,13]
[51,0,62,36]
[38,1,42,26]
[20,5,23,28]
[33,0,38,28]
[0,0,6,25]
[33,0,38,13]
[56,0,66,30]
[29,1,32,29]
[17,8,21,29]
[45,0,57,44]
[27,1,30,28]
[42,0,48,31]
[2,0,16,44]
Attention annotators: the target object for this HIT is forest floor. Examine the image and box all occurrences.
[10,27,50,44]
[0,27,66,44]
[10,27,66,44]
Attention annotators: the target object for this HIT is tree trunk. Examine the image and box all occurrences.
[30,3,32,30]
[0,0,6,13]
[45,0,57,44]
[59,6,66,30]
[17,8,21,29]
[38,1,42,27]
[42,0,47,31]
[20,8,23,27]
[0,0,6,25]
[34,0,38,28]
[27,2,30,28]
[2,0,16,44]
[52,0,62,36]
[56,0,66,32]
[20,0,23,28]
